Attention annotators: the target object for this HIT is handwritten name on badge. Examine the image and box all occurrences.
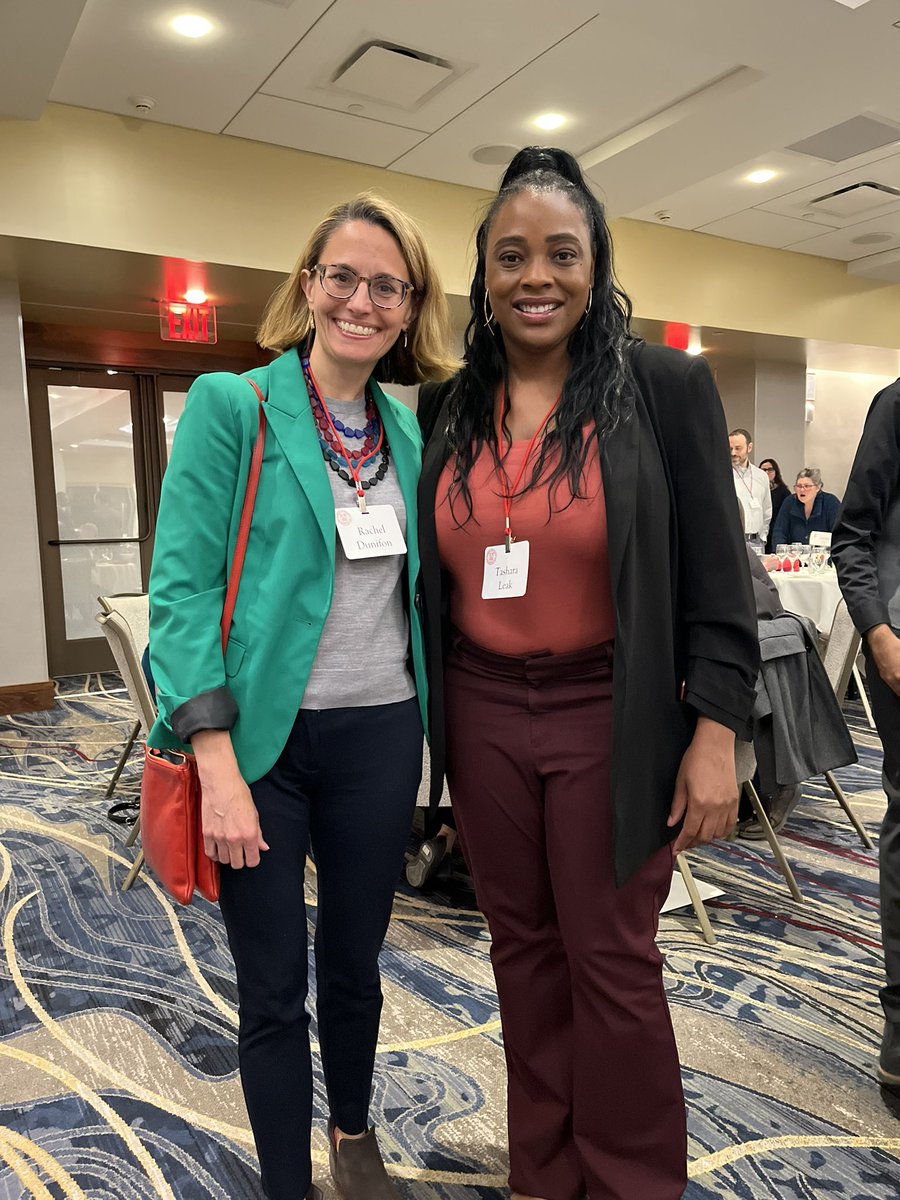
[335,505,407,560]
[482,541,530,598]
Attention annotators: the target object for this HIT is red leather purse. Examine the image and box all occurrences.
[140,379,267,905]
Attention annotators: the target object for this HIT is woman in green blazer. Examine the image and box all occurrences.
[148,194,456,1200]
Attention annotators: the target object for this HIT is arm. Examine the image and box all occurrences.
[831,384,900,635]
[868,624,900,697]
[149,374,267,868]
[664,356,760,851]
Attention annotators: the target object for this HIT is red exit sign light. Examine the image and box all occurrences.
[159,301,218,344]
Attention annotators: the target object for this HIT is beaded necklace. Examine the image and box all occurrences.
[301,355,390,496]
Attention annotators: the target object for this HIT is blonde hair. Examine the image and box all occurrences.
[258,192,458,385]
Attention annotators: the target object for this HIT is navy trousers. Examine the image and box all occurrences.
[865,640,900,1027]
[218,698,422,1200]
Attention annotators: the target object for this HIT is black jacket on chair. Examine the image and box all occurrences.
[416,341,760,884]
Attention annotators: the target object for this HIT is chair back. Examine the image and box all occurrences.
[734,738,757,785]
[95,594,156,734]
[821,598,861,704]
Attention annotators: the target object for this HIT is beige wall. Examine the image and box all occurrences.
[804,371,893,500]
[753,361,807,488]
[3,104,900,350]
[0,279,48,687]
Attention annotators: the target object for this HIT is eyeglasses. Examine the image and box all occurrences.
[314,264,414,310]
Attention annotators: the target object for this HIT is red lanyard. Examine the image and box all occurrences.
[734,464,755,499]
[305,359,383,513]
[495,383,560,551]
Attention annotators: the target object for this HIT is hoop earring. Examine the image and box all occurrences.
[483,290,496,337]
[403,330,408,350]
[578,286,593,330]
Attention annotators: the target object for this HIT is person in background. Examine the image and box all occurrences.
[770,467,841,548]
[418,146,758,1200]
[831,379,900,1092]
[759,457,791,552]
[730,428,772,547]
[148,193,456,1200]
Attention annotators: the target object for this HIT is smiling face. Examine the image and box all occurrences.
[484,188,594,360]
[301,220,414,383]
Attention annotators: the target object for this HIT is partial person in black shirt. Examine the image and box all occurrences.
[831,379,900,1093]
[759,458,791,552]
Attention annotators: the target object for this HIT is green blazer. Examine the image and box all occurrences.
[147,347,427,783]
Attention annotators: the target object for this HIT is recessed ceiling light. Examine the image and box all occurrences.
[745,169,777,184]
[851,231,893,245]
[534,113,566,131]
[171,14,214,38]
[184,288,208,303]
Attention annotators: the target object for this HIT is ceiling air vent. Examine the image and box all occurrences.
[331,42,455,111]
[787,115,900,162]
[807,181,900,218]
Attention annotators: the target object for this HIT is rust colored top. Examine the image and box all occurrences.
[435,440,615,655]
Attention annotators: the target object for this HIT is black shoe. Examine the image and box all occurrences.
[737,784,802,840]
[878,1022,900,1088]
[306,1188,323,1200]
[405,835,448,889]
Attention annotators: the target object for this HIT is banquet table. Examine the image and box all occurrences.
[769,566,842,634]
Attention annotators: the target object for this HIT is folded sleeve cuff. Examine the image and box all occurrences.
[683,689,754,741]
[170,686,239,742]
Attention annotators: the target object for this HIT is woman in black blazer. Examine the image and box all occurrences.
[416,148,758,1200]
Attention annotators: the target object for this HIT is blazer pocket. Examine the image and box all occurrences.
[224,636,247,678]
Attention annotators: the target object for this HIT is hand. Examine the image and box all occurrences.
[868,625,900,698]
[668,717,738,854]
[192,731,269,869]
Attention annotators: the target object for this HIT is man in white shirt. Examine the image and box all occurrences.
[730,428,772,546]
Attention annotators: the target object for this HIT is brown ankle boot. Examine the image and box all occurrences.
[328,1120,400,1199]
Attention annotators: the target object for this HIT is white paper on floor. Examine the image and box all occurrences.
[662,870,723,914]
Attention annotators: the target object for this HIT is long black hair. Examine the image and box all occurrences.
[758,457,785,488]
[448,146,638,519]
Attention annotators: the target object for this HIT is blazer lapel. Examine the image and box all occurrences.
[601,406,639,607]
[264,348,335,555]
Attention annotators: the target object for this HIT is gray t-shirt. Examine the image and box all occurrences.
[300,396,416,710]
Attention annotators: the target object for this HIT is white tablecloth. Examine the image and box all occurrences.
[770,568,842,634]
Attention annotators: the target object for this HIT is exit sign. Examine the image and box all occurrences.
[159,301,218,344]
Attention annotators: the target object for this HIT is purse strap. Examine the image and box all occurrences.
[220,378,267,654]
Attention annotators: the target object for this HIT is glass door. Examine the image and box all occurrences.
[29,368,155,676]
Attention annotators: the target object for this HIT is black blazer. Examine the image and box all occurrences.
[416,341,759,884]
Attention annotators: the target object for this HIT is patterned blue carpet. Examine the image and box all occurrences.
[0,675,897,1198]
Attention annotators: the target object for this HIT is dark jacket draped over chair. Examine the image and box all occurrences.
[752,614,857,794]
[416,342,760,884]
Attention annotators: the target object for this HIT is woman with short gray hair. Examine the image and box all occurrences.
[770,466,842,547]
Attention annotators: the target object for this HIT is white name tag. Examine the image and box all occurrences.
[482,541,530,599]
[335,505,407,559]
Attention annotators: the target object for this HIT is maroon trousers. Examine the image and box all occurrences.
[444,635,687,1200]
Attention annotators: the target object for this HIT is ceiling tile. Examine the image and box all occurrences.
[262,0,600,133]
[697,209,835,248]
[224,94,423,166]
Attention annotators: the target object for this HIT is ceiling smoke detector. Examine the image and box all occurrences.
[130,96,156,116]
[655,210,672,222]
